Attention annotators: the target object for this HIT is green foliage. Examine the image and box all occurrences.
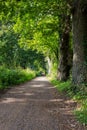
[75,99,87,125]
[18,48,47,71]
[0,0,71,77]
[0,66,36,89]
[71,83,87,100]
[51,79,71,92]
[73,84,87,125]
[0,0,59,66]
[0,23,19,67]
[0,23,46,71]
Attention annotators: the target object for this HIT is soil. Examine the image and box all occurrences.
[0,77,86,130]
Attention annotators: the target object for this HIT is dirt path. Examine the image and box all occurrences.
[0,77,86,130]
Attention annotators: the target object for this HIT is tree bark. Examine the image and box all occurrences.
[58,16,72,81]
[72,0,87,85]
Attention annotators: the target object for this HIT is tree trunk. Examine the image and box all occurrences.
[58,16,72,81]
[72,0,87,85]
[47,57,52,75]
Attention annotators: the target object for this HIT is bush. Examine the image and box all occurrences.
[0,66,36,89]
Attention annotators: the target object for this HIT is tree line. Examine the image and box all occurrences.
[0,0,87,87]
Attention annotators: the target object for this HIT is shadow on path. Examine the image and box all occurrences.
[0,77,86,130]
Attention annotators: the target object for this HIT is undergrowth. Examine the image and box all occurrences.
[0,66,36,90]
[50,78,87,126]
[75,99,87,125]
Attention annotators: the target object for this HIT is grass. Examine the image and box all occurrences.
[51,79,71,92]
[0,66,36,90]
[75,99,87,125]
[50,77,87,126]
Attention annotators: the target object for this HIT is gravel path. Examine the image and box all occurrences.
[0,77,86,130]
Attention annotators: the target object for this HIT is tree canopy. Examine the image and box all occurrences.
[0,0,87,85]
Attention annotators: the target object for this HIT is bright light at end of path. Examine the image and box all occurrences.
[35,77,48,81]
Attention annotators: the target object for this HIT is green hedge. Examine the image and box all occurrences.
[0,66,36,89]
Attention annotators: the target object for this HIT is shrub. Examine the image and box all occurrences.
[0,66,36,89]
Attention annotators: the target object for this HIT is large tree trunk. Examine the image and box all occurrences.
[72,0,87,85]
[58,16,72,81]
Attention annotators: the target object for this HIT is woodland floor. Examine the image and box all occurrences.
[0,77,86,130]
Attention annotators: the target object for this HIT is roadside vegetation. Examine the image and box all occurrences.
[50,77,87,125]
[0,66,36,90]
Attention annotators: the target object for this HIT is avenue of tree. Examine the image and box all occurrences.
[0,0,87,88]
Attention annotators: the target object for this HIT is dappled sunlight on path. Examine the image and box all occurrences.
[0,77,86,130]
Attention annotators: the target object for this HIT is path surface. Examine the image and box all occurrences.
[0,77,86,130]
